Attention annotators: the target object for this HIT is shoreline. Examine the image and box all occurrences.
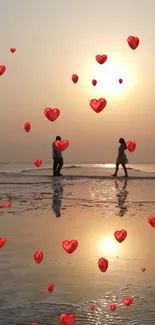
[1,175,155,185]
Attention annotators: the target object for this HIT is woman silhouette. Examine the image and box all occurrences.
[112,138,128,177]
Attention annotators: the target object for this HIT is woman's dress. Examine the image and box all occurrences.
[116,144,128,165]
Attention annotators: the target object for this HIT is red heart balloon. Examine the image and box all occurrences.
[98,258,108,272]
[90,98,107,113]
[119,78,123,84]
[110,303,116,311]
[114,229,127,243]
[32,323,38,325]
[5,201,12,208]
[95,54,107,64]
[90,305,95,310]
[123,296,133,306]
[126,141,136,152]
[0,65,6,76]
[92,79,97,86]
[62,240,78,254]
[47,282,54,293]
[60,313,76,325]
[72,74,78,83]
[34,250,43,264]
[148,216,155,227]
[24,122,31,132]
[0,204,5,208]
[141,267,146,272]
[34,159,42,167]
[44,107,60,122]
[10,48,16,53]
[55,140,69,151]
[0,238,6,248]
[127,36,139,50]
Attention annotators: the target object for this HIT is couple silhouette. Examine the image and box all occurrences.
[52,137,129,178]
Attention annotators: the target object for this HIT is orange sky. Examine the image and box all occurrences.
[0,0,155,163]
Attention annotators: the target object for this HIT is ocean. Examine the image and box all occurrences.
[1,163,155,173]
[1,163,155,181]
[0,163,155,325]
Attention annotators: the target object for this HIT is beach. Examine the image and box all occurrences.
[0,164,155,324]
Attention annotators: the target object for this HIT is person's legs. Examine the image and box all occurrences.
[57,158,64,175]
[53,157,59,176]
[112,164,119,176]
[121,164,128,177]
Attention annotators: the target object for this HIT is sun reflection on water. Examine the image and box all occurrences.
[97,236,118,256]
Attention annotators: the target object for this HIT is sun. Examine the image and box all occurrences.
[84,55,133,99]
[97,236,117,255]
[91,60,128,97]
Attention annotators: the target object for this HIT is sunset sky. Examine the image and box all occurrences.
[0,0,155,164]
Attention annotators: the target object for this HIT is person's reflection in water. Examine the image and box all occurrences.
[52,179,64,217]
[115,179,128,216]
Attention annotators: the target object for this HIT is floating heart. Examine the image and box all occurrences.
[92,79,97,86]
[114,229,127,243]
[24,122,31,132]
[0,65,6,76]
[40,291,44,294]
[0,204,5,208]
[141,267,146,272]
[55,140,69,151]
[10,48,16,53]
[90,98,107,113]
[34,250,43,264]
[119,78,123,84]
[34,159,42,167]
[72,74,78,83]
[126,141,136,152]
[5,201,12,207]
[148,216,155,227]
[95,54,107,64]
[127,36,139,50]
[62,240,78,254]
[110,304,116,311]
[47,283,54,293]
[32,323,38,325]
[123,296,133,306]
[44,107,60,122]
[0,238,6,248]
[98,258,108,272]
[60,313,76,325]
[90,305,95,310]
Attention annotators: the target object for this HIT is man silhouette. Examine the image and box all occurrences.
[52,136,63,176]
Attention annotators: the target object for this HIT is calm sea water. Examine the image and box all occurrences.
[0,163,155,183]
[0,163,155,325]
[1,163,155,174]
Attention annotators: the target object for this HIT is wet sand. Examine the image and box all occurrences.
[0,178,155,324]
